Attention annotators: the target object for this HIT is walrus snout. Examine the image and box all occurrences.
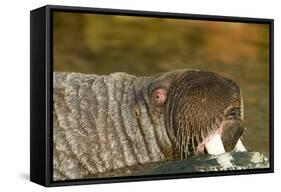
[160,70,246,158]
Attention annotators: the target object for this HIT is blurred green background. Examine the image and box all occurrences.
[53,12,270,156]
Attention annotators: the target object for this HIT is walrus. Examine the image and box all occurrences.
[53,69,247,180]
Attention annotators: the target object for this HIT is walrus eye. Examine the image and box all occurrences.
[151,88,167,106]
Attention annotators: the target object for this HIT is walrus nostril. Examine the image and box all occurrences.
[225,107,241,118]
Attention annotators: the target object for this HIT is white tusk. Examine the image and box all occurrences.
[205,133,225,155]
[234,139,247,152]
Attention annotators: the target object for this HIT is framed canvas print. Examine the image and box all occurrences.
[30,5,274,187]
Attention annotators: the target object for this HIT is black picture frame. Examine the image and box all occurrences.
[30,4,274,187]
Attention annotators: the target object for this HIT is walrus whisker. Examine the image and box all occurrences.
[183,124,189,157]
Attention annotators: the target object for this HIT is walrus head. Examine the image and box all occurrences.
[147,70,244,158]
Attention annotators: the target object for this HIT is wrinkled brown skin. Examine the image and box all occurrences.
[53,70,244,180]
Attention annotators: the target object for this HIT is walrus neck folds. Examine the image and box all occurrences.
[131,76,175,158]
